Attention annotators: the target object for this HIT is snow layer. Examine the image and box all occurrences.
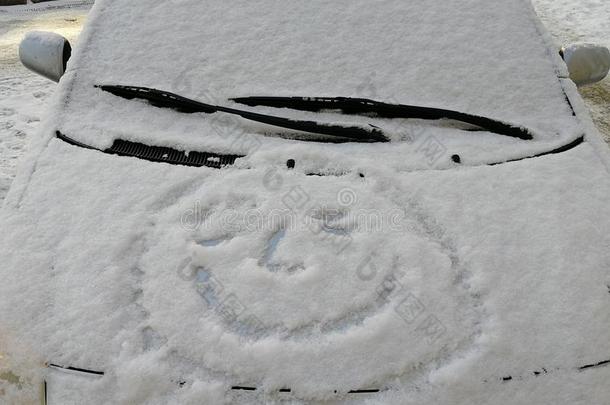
[0,2,90,202]
[2,132,610,404]
[533,0,610,142]
[1,0,610,404]
[534,0,610,44]
[56,0,582,165]
[0,0,93,15]
[0,75,52,199]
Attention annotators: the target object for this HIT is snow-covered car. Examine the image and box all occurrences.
[2,0,610,404]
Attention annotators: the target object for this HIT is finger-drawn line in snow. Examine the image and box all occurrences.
[187,190,481,347]
[153,178,486,392]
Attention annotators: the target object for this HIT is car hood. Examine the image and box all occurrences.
[1,138,609,403]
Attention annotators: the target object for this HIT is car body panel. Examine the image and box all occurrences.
[1,0,610,403]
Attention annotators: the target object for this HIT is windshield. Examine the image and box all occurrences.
[55,0,583,171]
[98,84,535,143]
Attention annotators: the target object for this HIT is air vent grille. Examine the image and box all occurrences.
[107,139,242,168]
[56,131,243,169]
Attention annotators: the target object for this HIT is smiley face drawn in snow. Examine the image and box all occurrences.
[143,170,482,395]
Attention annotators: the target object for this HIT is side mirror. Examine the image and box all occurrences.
[561,43,610,87]
[19,31,72,83]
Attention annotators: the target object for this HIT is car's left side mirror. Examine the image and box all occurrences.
[19,31,72,83]
[561,43,610,87]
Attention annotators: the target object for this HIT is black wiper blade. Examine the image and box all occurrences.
[231,96,534,140]
[96,85,389,143]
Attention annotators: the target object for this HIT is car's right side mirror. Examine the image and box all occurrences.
[19,31,72,83]
[561,43,610,87]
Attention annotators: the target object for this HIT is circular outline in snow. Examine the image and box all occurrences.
[146,176,483,395]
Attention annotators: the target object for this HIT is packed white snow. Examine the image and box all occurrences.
[57,0,583,161]
[533,0,610,142]
[0,1,91,201]
[0,75,52,199]
[2,0,610,202]
[1,0,610,404]
[534,0,610,44]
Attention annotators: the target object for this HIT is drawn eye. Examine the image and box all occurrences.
[259,229,305,274]
[196,237,231,248]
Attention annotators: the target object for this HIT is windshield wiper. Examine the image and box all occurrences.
[96,85,389,143]
[230,96,534,140]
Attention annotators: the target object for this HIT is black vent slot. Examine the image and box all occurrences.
[231,386,257,391]
[229,385,380,394]
[106,139,242,168]
[47,363,105,376]
[56,131,243,169]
